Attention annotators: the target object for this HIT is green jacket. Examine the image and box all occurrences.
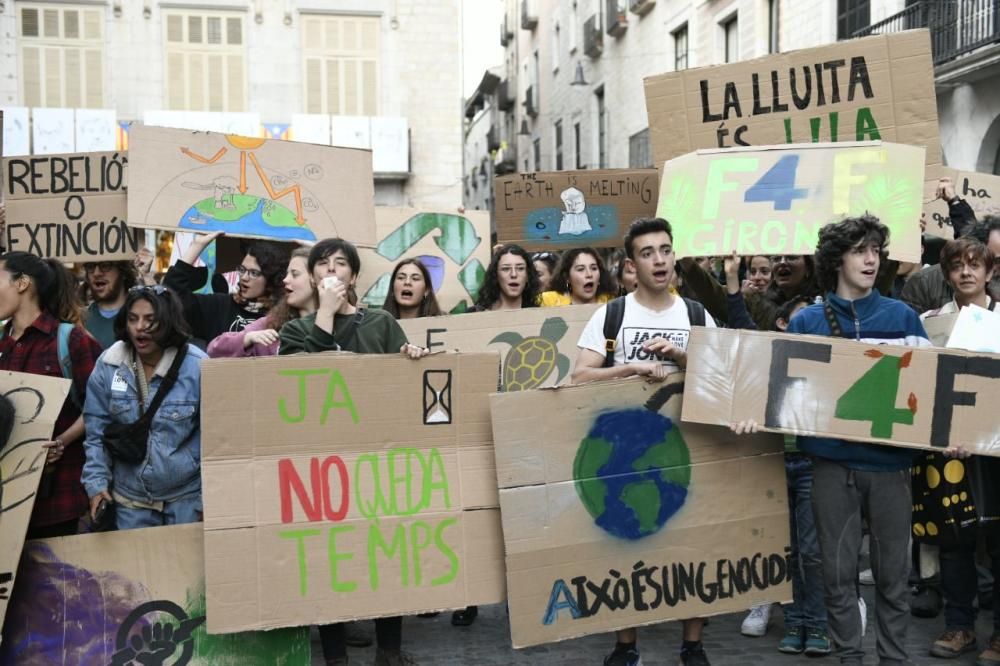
[278,308,408,355]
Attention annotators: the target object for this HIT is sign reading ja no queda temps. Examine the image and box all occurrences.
[657,142,924,263]
[199,352,505,633]
[2,151,141,261]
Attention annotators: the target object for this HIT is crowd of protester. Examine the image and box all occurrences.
[1,174,999,666]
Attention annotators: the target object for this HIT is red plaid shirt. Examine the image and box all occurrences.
[0,312,102,527]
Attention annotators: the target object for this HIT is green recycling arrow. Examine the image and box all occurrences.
[458,259,485,302]
[376,213,482,265]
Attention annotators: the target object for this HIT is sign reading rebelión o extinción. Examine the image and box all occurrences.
[199,352,505,633]
[683,328,1000,456]
[1,151,141,261]
[657,142,924,262]
[490,375,790,648]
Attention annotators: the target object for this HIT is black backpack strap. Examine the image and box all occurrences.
[141,344,189,423]
[602,296,627,368]
[990,300,997,312]
[823,301,845,338]
[682,297,706,327]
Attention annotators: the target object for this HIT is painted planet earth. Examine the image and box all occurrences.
[179,194,317,240]
[573,408,691,540]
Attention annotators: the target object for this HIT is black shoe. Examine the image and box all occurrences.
[912,584,943,618]
[417,612,440,618]
[451,605,478,626]
[603,645,641,666]
[680,643,710,666]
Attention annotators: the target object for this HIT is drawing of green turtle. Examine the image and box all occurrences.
[490,317,571,391]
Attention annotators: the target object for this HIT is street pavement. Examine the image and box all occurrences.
[310,586,996,665]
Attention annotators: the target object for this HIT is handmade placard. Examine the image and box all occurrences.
[398,305,599,391]
[0,524,311,664]
[0,372,69,631]
[200,352,506,633]
[657,142,924,262]
[127,125,376,244]
[495,169,658,250]
[357,208,491,314]
[683,328,1000,456]
[2,151,140,261]
[491,375,790,647]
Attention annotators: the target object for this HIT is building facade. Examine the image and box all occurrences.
[1,0,464,209]
[468,0,1000,200]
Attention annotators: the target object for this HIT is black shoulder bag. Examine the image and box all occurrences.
[102,345,189,464]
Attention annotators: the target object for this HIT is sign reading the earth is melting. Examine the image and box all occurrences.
[200,352,506,633]
[1,151,141,261]
[398,305,599,391]
[490,375,790,648]
[127,125,377,245]
[658,142,924,263]
[0,524,311,665]
[356,207,492,315]
[494,169,658,251]
[683,328,1000,456]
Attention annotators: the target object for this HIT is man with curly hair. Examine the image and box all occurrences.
[786,215,930,666]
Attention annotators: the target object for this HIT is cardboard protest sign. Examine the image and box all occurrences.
[0,524,311,664]
[0,372,69,631]
[490,375,789,647]
[924,169,1000,235]
[1,151,141,261]
[657,142,924,262]
[398,304,599,391]
[495,169,658,250]
[644,30,941,172]
[683,327,1000,456]
[357,208,491,314]
[127,124,376,245]
[200,352,506,633]
[922,312,958,348]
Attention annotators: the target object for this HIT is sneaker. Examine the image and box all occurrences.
[343,623,372,648]
[928,629,977,658]
[374,648,418,666]
[603,645,642,666]
[451,605,478,626]
[777,627,805,654]
[679,643,710,666]
[858,597,867,637]
[740,603,772,637]
[977,634,1000,665]
[859,568,875,585]
[804,628,832,655]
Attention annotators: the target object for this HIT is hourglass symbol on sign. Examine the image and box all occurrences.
[423,370,452,425]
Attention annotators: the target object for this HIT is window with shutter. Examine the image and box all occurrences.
[18,3,104,108]
[301,14,380,115]
[163,10,246,111]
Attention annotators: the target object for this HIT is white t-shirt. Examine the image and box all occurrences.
[577,293,717,370]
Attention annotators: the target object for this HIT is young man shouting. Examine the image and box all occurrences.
[573,217,716,666]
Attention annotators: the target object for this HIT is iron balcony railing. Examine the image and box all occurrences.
[853,0,1000,66]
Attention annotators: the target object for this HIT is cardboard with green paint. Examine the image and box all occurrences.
[200,352,506,633]
[356,207,492,314]
[0,524,311,664]
[683,327,1000,456]
[657,141,924,262]
[490,374,790,647]
[397,304,600,391]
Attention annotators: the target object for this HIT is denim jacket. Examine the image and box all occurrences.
[82,341,206,503]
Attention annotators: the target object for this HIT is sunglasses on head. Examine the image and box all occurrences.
[533,252,555,260]
[129,284,168,295]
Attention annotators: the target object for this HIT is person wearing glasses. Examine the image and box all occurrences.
[532,251,558,292]
[162,230,289,345]
[471,245,540,312]
[81,257,152,350]
[82,285,208,530]
[0,251,103,538]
